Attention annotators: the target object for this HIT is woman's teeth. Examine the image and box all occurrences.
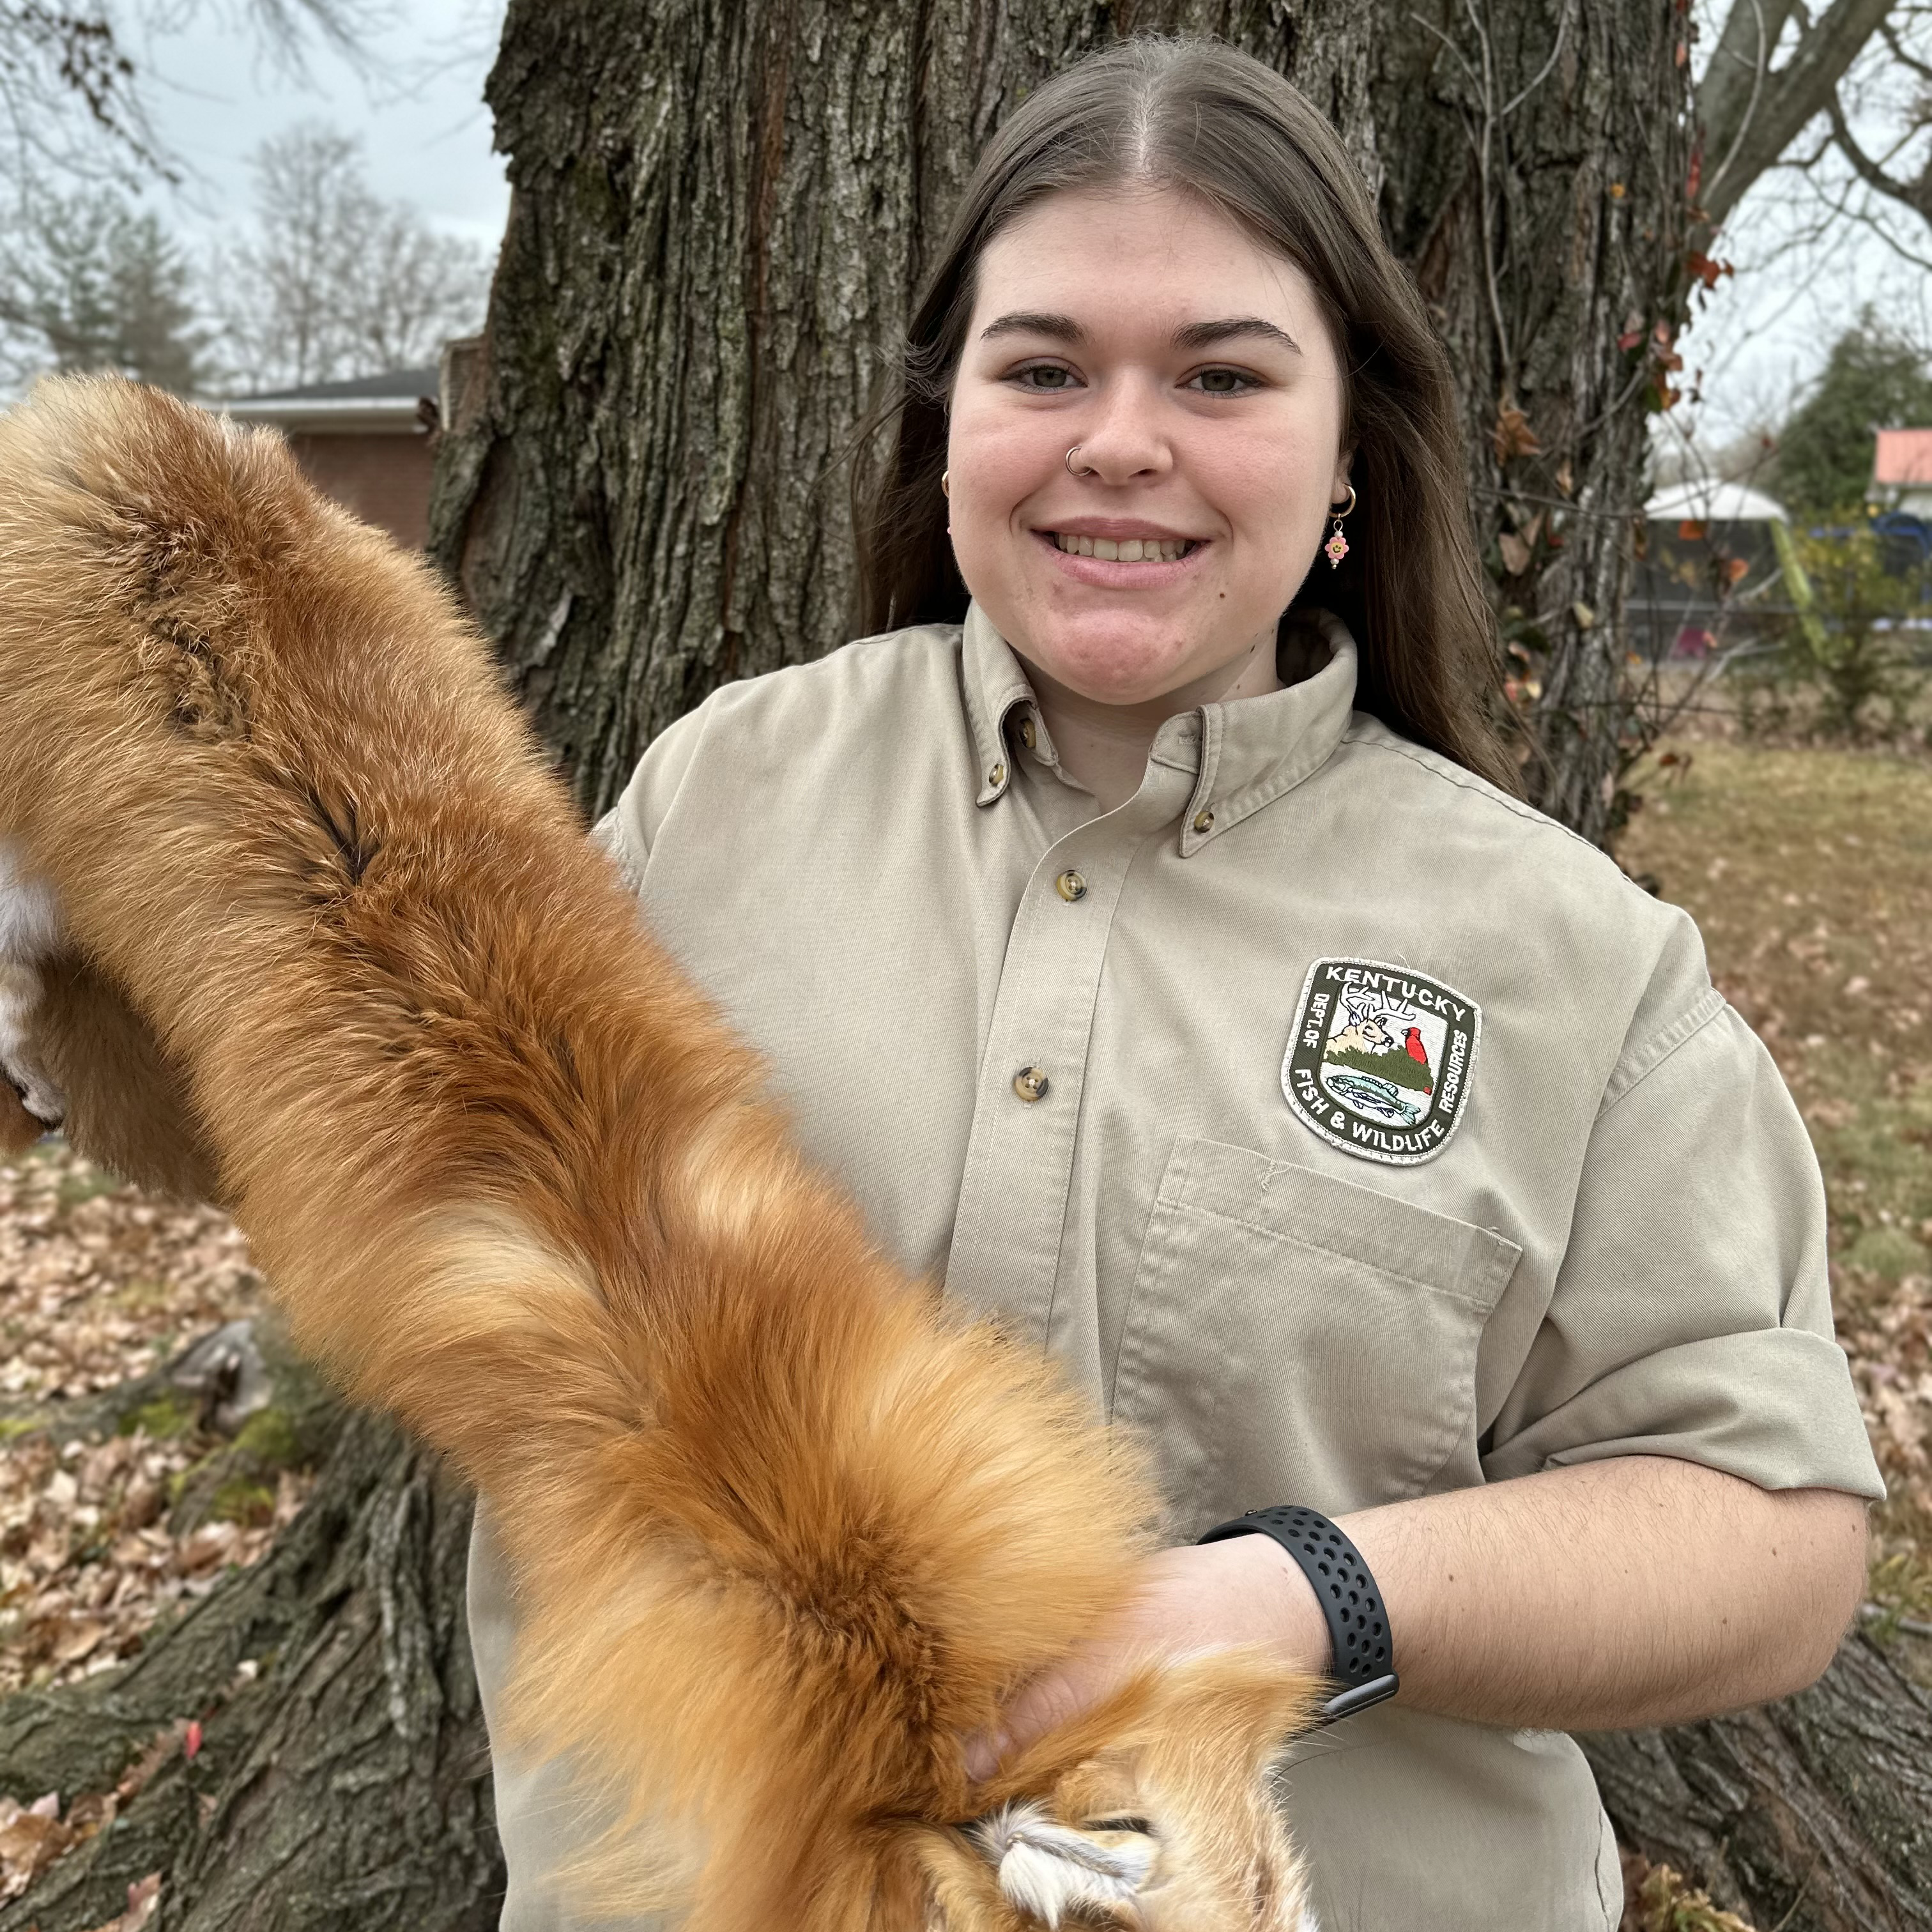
[1052,532,1193,562]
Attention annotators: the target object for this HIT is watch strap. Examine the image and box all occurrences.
[1197,1505,1398,1722]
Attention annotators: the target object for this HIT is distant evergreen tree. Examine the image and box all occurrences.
[1774,314,1932,519]
[0,189,211,395]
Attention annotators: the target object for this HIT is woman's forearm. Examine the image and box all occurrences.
[1317,1454,1869,1731]
[979,1455,1869,1768]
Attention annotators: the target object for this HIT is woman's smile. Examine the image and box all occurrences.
[1033,521,1209,586]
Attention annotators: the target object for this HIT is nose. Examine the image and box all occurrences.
[1068,374,1172,487]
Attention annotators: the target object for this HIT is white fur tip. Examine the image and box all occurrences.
[967,1802,1156,1928]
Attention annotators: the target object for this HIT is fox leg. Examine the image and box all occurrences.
[35,953,225,1202]
[0,839,221,1199]
[0,839,66,1151]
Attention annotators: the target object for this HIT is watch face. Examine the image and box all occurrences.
[1283,956,1480,1167]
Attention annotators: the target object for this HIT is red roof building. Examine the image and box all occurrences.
[1873,427,1932,514]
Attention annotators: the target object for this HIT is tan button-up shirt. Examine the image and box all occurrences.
[468,604,1882,1932]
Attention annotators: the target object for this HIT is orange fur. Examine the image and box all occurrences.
[0,376,1319,1929]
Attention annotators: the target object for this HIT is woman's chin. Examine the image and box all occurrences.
[1020,623,1218,709]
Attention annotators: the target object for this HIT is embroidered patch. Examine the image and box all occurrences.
[1282,958,1481,1166]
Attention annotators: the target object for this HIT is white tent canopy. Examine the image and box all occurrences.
[1644,478,1789,523]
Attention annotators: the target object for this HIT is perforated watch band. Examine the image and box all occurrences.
[1197,1505,1399,1723]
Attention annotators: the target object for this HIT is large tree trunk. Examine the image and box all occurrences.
[0,1393,502,1932]
[8,5,1917,1930]
[1372,0,1698,844]
[1581,1634,1932,1932]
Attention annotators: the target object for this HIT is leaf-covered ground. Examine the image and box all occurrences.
[1622,740,1932,1644]
[0,1140,309,1917]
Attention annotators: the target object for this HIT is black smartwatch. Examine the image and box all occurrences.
[1197,1505,1399,1722]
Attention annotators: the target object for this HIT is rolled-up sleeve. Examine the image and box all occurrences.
[1483,992,1884,1498]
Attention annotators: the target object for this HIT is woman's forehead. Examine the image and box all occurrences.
[970,185,1322,344]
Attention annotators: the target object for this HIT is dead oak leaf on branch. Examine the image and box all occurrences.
[1492,396,1543,465]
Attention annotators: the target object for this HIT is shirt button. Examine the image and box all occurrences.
[1013,1065,1050,1103]
[1018,716,1038,751]
[1055,869,1087,902]
[988,762,1007,790]
[1193,808,1215,833]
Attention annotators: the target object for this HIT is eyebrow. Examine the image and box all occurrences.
[1173,316,1301,354]
[977,311,1301,354]
[979,310,1086,343]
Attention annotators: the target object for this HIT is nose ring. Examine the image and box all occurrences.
[1066,445,1096,477]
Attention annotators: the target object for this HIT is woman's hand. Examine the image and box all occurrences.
[964,1534,1330,1779]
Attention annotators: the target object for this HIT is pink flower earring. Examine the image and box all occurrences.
[1324,486,1356,568]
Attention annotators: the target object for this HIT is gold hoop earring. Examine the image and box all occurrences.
[940,470,949,497]
[1324,485,1357,569]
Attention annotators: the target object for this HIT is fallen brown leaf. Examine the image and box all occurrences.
[87,1870,162,1932]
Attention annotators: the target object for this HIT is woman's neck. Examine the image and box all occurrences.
[1018,632,1283,815]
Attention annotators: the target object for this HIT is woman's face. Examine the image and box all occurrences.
[946,184,1351,707]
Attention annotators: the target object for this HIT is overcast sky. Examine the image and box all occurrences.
[135,0,509,250]
[128,2,1918,452]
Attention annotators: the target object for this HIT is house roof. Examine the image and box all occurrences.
[215,367,438,434]
[1644,478,1788,523]
[1874,428,1932,488]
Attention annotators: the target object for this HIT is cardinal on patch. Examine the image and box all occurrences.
[1402,1026,1434,1092]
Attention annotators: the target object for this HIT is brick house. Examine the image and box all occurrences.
[217,367,439,548]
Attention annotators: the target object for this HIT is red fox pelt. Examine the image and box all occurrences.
[0,377,1321,1930]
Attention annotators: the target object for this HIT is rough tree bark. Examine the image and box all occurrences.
[1579,1637,1932,1932]
[3,4,1919,1929]
[1373,0,1697,841]
[0,1390,501,1932]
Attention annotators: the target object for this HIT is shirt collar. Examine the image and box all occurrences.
[962,601,1039,804]
[960,599,1360,847]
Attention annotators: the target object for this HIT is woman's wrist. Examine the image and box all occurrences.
[1216,1527,1333,1674]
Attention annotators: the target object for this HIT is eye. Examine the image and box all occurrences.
[1188,367,1262,395]
[1010,362,1082,392]
[1080,1815,1155,1837]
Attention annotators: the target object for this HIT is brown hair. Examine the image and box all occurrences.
[855,35,1517,793]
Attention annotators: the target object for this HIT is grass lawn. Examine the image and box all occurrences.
[1621,740,1932,1635]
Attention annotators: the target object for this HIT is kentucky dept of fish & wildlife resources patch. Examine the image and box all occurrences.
[1282,958,1481,1167]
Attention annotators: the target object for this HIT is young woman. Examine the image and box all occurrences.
[468,36,1881,1931]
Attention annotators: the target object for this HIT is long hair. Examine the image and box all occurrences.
[855,36,1518,793]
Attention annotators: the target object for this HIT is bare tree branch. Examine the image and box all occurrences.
[210,122,490,392]
[1825,88,1932,245]
[1699,0,1896,226]
[0,0,393,198]
[1880,15,1932,81]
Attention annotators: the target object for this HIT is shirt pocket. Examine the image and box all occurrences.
[1109,1137,1522,1531]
